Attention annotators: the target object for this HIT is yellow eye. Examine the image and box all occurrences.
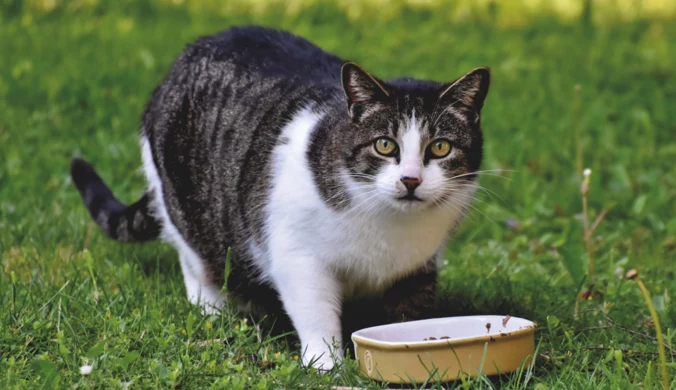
[374,137,398,156]
[429,139,452,158]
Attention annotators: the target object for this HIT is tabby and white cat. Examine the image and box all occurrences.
[71,26,490,370]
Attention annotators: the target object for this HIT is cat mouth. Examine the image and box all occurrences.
[397,194,424,202]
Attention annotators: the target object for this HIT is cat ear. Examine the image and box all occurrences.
[341,62,390,114]
[439,67,490,114]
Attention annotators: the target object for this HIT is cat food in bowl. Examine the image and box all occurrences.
[351,315,536,383]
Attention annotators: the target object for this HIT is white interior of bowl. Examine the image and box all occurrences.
[352,315,534,345]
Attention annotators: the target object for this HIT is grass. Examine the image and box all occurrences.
[1,0,675,388]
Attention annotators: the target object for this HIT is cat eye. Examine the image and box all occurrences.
[427,139,452,158]
[374,137,398,157]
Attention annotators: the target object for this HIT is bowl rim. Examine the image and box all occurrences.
[351,315,537,351]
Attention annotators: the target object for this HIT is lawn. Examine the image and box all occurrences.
[1,0,675,388]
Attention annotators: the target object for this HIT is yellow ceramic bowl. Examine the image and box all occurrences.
[351,315,536,384]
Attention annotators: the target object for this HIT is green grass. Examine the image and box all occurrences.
[1,1,676,388]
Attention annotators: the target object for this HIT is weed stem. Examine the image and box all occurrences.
[630,273,670,389]
[581,169,594,278]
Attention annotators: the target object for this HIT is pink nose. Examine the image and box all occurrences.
[401,176,421,192]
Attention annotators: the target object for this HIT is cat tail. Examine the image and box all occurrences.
[70,157,161,242]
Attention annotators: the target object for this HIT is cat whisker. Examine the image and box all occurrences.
[346,172,379,179]
[430,172,507,203]
[435,180,498,211]
[323,177,378,204]
[443,179,505,203]
[458,193,495,211]
[344,175,379,184]
[452,195,498,227]
[341,190,378,209]
[362,193,387,217]
[448,169,514,182]
[343,188,385,216]
[434,195,475,224]
[324,188,355,203]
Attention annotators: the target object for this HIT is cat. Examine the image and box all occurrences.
[71,25,490,370]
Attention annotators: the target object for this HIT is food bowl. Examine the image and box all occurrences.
[351,315,536,383]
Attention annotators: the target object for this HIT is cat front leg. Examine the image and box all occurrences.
[269,252,343,370]
[383,261,437,323]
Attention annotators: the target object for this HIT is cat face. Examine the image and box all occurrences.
[341,63,489,213]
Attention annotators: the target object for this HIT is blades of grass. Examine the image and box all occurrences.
[86,341,106,361]
[38,280,70,314]
[118,350,140,370]
[415,353,439,385]
[477,341,488,377]
[628,271,670,389]
[222,247,232,293]
[31,360,60,390]
[645,360,654,389]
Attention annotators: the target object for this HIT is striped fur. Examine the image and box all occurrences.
[71,158,160,242]
[70,26,490,370]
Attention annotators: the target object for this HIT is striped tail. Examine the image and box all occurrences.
[71,158,161,242]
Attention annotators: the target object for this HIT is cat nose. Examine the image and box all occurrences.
[400,176,422,192]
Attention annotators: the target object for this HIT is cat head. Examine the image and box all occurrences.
[340,62,489,213]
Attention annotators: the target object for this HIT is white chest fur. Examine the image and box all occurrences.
[262,108,467,297]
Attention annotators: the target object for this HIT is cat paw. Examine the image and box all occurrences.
[302,346,340,371]
[186,285,227,316]
[199,302,224,316]
[304,354,336,371]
